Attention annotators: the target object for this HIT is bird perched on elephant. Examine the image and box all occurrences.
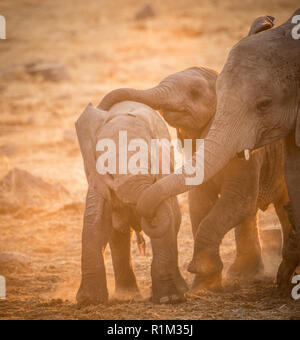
[97,16,291,290]
[75,101,187,305]
[128,9,300,294]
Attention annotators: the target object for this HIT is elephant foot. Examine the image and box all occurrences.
[157,294,186,305]
[188,246,223,292]
[277,258,299,296]
[76,278,109,306]
[227,254,264,283]
[152,279,186,305]
[190,272,223,293]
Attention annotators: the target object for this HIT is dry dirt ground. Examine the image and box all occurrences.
[0,0,300,320]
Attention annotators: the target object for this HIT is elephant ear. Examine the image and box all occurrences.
[296,113,300,148]
[248,15,275,36]
[75,103,109,185]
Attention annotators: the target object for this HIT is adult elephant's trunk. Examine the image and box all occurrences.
[137,116,244,218]
[98,86,169,111]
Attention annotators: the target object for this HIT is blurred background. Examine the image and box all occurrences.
[0,0,299,320]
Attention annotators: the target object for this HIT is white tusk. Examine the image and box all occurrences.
[244,149,250,161]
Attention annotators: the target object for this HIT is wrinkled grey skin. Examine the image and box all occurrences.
[75,101,187,305]
[133,10,300,293]
[98,16,288,290]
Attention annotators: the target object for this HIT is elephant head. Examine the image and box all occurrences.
[75,104,171,240]
[99,66,218,143]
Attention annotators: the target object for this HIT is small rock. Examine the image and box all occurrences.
[0,168,69,214]
[135,3,155,21]
[25,62,69,82]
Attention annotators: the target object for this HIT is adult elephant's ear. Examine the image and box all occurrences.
[248,15,275,36]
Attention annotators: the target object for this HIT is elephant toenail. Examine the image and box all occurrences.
[159,296,170,304]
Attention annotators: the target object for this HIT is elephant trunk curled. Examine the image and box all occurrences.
[98,86,169,111]
[137,115,242,218]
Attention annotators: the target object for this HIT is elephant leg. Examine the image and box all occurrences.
[150,200,186,304]
[109,227,140,300]
[277,133,300,293]
[188,184,218,289]
[189,183,218,237]
[227,214,264,282]
[76,186,110,305]
[171,197,189,295]
[188,158,260,291]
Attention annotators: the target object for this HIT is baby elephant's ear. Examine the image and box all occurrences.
[248,15,275,36]
[75,104,109,182]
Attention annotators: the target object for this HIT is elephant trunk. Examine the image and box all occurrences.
[137,117,242,218]
[98,86,169,111]
[141,200,174,239]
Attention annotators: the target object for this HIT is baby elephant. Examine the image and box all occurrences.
[75,101,187,305]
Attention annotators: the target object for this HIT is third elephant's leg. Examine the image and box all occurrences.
[188,158,260,290]
[109,228,140,299]
[150,200,186,304]
[188,184,217,288]
[277,133,300,292]
[228,213,264,281]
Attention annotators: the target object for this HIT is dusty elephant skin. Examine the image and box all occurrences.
[75,101,187,306]
[130,9,300,293]
[97,16,290,291]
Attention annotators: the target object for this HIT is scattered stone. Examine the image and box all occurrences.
[0,168,69,214]
[135,3,155,21]
[25,62,69,82]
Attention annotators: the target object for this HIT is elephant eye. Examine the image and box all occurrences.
[256,97,272,112]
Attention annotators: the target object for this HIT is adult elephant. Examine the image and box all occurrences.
[133,9,300,293]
